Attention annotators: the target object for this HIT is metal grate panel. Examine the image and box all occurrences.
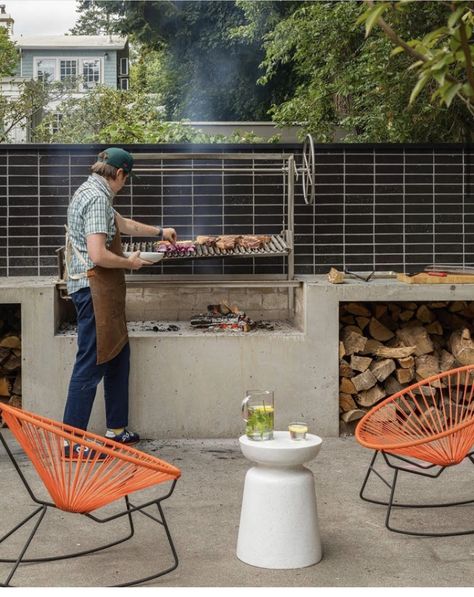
[122,234,290,261]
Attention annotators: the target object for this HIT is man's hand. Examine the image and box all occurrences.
[162,227,177,243]
[127,251,152,270]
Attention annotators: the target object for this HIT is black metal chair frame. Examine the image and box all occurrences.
[0,431,179,587]
[359,449,474,537]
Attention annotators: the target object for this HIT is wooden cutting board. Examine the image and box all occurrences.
[397,272,474,284]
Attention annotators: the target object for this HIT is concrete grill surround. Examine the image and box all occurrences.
[1,142,473,438]
[2,276,474,438]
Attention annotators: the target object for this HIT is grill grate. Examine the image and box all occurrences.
[122,234,290,261]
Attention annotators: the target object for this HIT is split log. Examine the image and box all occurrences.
[415,354,439,379]
[374,345,416,358]
[340,377,357,395]
[356,384,386,408]
[12,374,21,396]
[370,358,396,382]
[384,375,404,396]
[342,329,367,355]
[399,309,414,322]
[339,393,357,412]
[425,321,443,335]
[328,268,345,284]
[352,369,377,392]
[355,316,370,330]
[369,318,394,342]
[8,395,21,409]
[397,356,415,369]
[344,303,371,317]
[0,347,10,365]
[362,338,383,355]
[449,301,465,312]
[388,303,401,320]
[375,304,387,319]
[396,326,433,356]
[350,355,372,373]
[416,305,435,323]
[339,341,346,359]
[0,335,21,350]
[439,349,456,372]
[341,409,366,423]
[2,353,20,373]
[339,360,354,378]
[0,377,9,397]
[395,367,415,385]
[449,328,474,365]
[341,315,356,325]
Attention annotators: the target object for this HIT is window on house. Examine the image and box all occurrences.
[120,57,129,76]
[81,59,101,90]
[119,78,129,91]
[51,112,63,135]
[59,59,77,84]
[36,59,56,83]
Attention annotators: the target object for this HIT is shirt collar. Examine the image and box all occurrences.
[89,173,115,201]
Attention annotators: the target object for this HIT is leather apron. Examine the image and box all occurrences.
[87,220,128,365]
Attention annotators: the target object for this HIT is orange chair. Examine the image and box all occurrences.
[0,403,181,587]
[356,364,474,536]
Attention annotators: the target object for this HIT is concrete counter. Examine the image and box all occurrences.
[1,276,474,439]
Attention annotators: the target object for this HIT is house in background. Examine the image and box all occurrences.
[16,35,129,91]
[1,7,129,143]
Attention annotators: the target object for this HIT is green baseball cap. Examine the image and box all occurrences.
[99,147,134,175]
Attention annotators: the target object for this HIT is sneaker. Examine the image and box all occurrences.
[62,443,107,462]
[105,429,140,445]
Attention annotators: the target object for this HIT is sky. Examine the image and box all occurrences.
[6,0,78,38]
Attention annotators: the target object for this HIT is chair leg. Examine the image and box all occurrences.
[360,450,395,506]
[360,452,474,537]
[0,505,47,587]
[114,497,179,587]
[0,497,135,565]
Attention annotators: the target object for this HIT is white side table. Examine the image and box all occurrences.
[237,431,323,569]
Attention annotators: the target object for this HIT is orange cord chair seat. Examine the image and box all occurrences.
[356,364,474,537]
[0,403,181,587]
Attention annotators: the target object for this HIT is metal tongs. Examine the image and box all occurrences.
[344,269,397,282]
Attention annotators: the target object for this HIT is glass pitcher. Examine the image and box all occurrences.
[241,390,274,441]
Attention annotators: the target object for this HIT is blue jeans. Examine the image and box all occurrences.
[63,287,130,431]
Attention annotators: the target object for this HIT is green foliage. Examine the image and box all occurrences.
[70,0,298,121]
[249,0,473,141]
[0,80,68,143]
[0,27,18,77]
[357,0,474,116]
[32,85,279,144]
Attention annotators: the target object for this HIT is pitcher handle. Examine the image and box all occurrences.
[241,395,251,422]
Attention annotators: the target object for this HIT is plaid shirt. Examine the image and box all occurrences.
[66,174,117,294]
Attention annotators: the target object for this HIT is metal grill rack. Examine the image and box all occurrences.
[122,234,290,261]
[130,140,315,282]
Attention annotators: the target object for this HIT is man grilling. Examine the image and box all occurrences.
[63,147,176,456]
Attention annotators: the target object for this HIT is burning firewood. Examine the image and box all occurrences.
[190,302,256,332]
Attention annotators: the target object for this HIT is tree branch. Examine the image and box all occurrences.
[459,18,474,92]
[366,0,429,64]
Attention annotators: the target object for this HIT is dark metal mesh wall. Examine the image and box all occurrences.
[0,143,472,276]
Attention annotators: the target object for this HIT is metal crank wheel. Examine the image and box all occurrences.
[301,133,316,205]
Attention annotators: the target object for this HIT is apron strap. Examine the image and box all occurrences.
[64,224,88,280]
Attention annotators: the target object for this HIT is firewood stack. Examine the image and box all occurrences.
[339,301,474,435]
[0,307,22,426]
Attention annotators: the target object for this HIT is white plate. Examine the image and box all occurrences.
[123,251,164,263]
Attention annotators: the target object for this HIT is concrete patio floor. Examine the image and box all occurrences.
[0,431,473,587]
